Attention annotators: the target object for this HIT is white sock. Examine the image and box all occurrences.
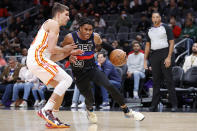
[43,98,56,111]
[52,109,59,117]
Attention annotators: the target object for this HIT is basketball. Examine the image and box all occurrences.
[109,49,127,66]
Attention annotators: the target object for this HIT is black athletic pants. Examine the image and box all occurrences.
[75,67,125,109]
[149,47,177,107]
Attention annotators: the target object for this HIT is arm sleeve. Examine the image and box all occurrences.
[164,24,174,40]
[101,42,115,55]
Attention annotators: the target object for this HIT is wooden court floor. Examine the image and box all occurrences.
[0,109,197,131]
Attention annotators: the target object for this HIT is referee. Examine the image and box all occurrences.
[144,11,178,112]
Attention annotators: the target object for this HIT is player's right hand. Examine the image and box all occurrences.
[144,60,148,70]
[69,55,77,64]
[63,43,78,54]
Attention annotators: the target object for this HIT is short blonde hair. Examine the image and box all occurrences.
[52,2,69,17]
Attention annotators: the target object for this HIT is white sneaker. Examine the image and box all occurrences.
[78,102,86,108]
[19,101,28,107]
[10,102,16,107]
[133,91,139,99]
[87,110,97,124]
[38,100,46,106]
[34,100,40,107]
[125,110,145,121]
[71,103,77,108]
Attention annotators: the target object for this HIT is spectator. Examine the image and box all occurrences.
[186,12,195,23]
[0,56,22,106]
[2,0,14,12]
[141,0,152,12]
[93,13,106,28]
[130,0,142,8]
[115,10,132,30]
[10,64,36,107]
[107,1,119,14]
[183,43,197,72]
[119,0,131,13]
[21,48,28,65]
[8,15,16,32]
[97,1,108,15]
[87,3,95,16]
[0,50,7,68]
[181,18,197,54]
[181,18,197,40]
[32,82,47,107]
[169,17,182,39]
[126,41,145,99]
[96,52,122,109]
[71,85,85,108]
[130,0,142,14]
[151,0,162,15]
[111,40,121,49]
[164,0,180,18]
[136,35,146,50]
[23,12,33,33]
[69,13,82,31]
[136,13,151,33]
[15,16,23,33]
[122,40,132,55]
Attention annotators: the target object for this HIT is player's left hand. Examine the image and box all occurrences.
[164,57,171,68]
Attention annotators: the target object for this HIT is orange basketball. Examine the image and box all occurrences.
[109,49,127,66]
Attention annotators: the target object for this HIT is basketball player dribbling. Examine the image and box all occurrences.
[61,17,145,124]
[26,2,83,128]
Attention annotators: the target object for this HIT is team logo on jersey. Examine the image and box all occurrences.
[72,60,84,68]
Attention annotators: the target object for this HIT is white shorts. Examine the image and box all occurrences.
[26,53,70,85]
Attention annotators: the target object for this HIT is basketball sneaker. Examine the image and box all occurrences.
[87,110,97,123]
[37,108,63,127]
[71,103,77,108]
[99,102,110,109]
[19,101,28,107]
[45,117,70,128]
[78,102,86,108]
[125,110,145,121]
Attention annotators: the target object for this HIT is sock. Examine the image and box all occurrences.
[43,98,56,111]
[121,105,130,113]
[52,109,59,117]
[87,107,94,112]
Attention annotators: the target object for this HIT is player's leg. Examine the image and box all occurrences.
[75,78,97,123]
[38,67,73,127]
[92,68,145,121]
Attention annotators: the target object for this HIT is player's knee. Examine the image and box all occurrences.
[66,75,73,87]
[54,78,72,96]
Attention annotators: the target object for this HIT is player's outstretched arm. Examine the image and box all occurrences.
[50,44,80,62]
[94,33,114,55]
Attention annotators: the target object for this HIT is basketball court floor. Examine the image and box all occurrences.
[0,107,197,131]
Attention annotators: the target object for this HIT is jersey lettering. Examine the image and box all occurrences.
[72,60,84,68]
[78,44,93,51]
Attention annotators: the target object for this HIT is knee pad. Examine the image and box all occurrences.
[54,77,72,96]
[53,73,73,96]
[53,67,73,96]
